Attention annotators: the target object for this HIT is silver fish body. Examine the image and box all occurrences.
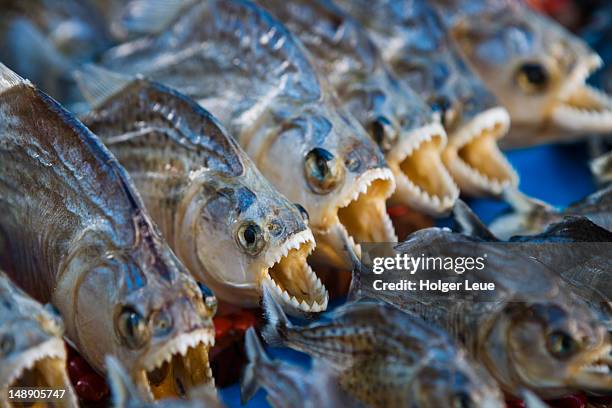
[0,64,215,400]
[76,71,328,314]
[241,327,362,408]
[255,0,458,216]
[262,288,504,408]
[350,226,612,397]
[334,0,518,197]
[100,0,397,271]
[454,200,612,334]
[0,271,77,407]
[429,0,612,147]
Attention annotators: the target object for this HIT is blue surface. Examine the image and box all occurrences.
[219,141,597,407]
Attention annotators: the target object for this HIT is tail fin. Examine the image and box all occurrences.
[0,62,29,93]
[240,327,270,404]
[73,64,135,110]
[452,199,498,241]
[262,283,292,347]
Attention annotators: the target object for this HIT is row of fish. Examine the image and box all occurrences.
[0,0,610,406]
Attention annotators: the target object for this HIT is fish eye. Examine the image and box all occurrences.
[197,282,218,317]
[452,392,474,408]
[0,334,14,356]
[237,221,266,255]
[547,330,578,359]
[294,203,309,223]
[116,306,150,349]
[369,116,394,151]
[304,148,344,194]
[516,62,549,93]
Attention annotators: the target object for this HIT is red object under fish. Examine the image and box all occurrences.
[67,344,109,402]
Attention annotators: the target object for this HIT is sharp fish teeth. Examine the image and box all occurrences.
[143,329,214,372]
[585,364,611,374]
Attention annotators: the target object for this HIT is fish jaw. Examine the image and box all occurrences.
[1,337,77,408]
[550,55,612,136]
[261,229,328,315]
[443,107,518,197]
[387,122,459,216]
[136,328,215,401]
[312,167,396,270]
[568,343,612,394]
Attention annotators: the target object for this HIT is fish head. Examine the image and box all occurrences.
[0,281,73,399]
[500,300,612,397]
[260,100,397,269]
[372,0,518,196]
[426,63,517,197]
[62,213,216,400]
[182,169,327,314]
[410,355,505,408]
[345,73,458,215]
[449,4,612,144]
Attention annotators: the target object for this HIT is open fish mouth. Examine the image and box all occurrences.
[311,167,396,270]
[552,56,612,134]
[443,107,518,196]
[572,344,612,393]
[2,338,77,408]
[388,122,459,215]
[139,329,214,400]
[337,167,397,252]
[338,168,397,243]
[262,229,328,314]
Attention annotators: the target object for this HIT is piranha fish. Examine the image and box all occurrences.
[453,199,612,332]
[74,66,328,315]
[0,63,216,400]
[261,286,505,408]
[334,0,518,197]
[99,0,397,270]
[0,0,115,106]
[348,225,612,398]
[429,0,612,147]
[254,0,458,216]
[241,327,363,408]
[488,186,612,239]
[0,271,77,408]
[104,356,225,408]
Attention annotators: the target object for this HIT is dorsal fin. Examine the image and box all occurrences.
[452,199,498,241]
[0,62,30,93]
[73,64,135,110]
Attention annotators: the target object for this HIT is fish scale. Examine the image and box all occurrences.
[262,291,504,407]
[0,64,216,399]
[350,226,612,397]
